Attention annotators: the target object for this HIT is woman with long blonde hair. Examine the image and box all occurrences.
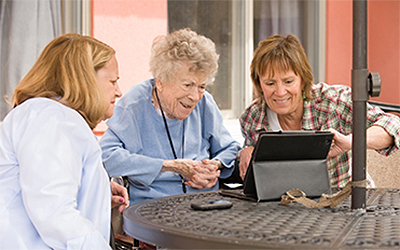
[0,33,127,249]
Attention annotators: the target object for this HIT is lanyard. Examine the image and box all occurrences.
[154,87,187,193]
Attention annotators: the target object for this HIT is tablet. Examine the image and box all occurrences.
[243,130,333,201]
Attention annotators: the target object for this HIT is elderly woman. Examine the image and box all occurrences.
[100,28,240,204]
[0,33,128,249]
[238,34,400,188]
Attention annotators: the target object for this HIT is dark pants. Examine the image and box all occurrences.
[219,159,243,188]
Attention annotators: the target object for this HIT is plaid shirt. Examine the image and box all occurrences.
[240,82,400,188]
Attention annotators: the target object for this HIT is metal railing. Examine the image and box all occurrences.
[368,101,400,114]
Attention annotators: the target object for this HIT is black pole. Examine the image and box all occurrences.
[351,0,368,209]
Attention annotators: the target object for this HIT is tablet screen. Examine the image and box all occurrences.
[252,130,333,162]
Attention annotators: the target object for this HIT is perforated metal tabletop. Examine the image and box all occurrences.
[123,189,400,249]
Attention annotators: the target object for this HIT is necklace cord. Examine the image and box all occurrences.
[154,87,187,193]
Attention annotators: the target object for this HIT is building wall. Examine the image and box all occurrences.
[368,0,400,104]
[326,0,400,104]
[91,0,167,94]
[91,0,167,133]
[92,0,400,114]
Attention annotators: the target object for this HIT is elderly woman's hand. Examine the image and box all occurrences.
[186,159,221,189]
[238,146,254,180]
[110,181,129,212]
[162,159,220,189]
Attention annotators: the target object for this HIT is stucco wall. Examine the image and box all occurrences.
[91,0,167,133]
[326,0,400,105]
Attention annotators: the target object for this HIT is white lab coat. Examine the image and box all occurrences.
[0,97,111,250]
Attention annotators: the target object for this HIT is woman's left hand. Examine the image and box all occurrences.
[110,181,129,212]
[327,128,352,158]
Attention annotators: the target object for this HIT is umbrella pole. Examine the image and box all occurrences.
[351,0,368,209]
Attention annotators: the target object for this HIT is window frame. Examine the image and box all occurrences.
[62,0,91,35]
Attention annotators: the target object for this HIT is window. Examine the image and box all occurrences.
[168,0,325,119]
[168,0,251,119]
[253,0,325,83]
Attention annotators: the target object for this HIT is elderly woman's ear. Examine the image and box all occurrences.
[155,78,163,92]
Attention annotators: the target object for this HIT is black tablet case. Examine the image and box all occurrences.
[243,131,333,201]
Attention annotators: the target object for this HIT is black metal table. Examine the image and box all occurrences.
[123,189,400,249]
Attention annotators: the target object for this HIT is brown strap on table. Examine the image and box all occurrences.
[280,180,367,208]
